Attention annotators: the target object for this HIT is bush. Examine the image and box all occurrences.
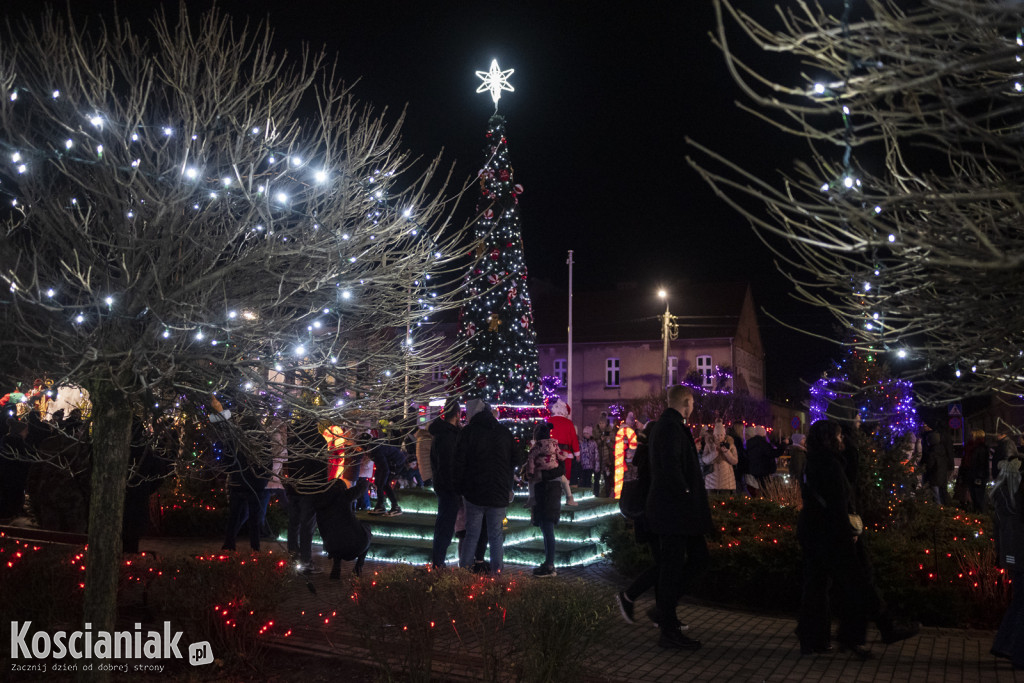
[505,577,612,683]
[349,565,613,683]
[0,538,84,630]
[0,539,288,667]
[349,564,467,682]
[144,551,288,664]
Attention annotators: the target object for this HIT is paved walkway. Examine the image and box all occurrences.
[137,535,1023,683]
[5,527,1022,682]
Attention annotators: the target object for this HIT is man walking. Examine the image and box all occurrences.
[645,385,712,650]
[454,399,515,573]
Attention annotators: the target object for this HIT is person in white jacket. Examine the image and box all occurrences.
[702,420,738,493]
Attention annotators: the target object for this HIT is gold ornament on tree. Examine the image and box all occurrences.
[487,313,502,332]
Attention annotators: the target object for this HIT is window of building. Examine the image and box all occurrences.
[668,356,678,386]
[606,358,620,387]
[696,355,713,387]
[554,358,567,387]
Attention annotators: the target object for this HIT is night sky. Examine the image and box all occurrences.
[6,0,837,400]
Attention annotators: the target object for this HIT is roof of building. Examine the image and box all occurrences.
[529,280,752,345]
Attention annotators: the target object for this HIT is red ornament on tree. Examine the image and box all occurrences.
[483,208,494,219]
[499,169,510,182]
[490,248,500,260]
[513,184,523,194]
[465,322,477,337]
[475,374,487,389]
[488,273,500,285]
[520,315,530,328]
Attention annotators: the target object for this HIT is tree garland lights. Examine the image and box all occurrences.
[809,346,920,440]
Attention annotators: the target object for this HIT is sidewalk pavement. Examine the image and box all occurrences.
[137,535,1024,683]
[4,526,1022,682]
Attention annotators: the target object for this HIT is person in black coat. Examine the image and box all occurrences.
[429,399,461,567]
[530,421,565,578]
[921,422,953,505]
[964,430,990,513]
[368,439,407,516]
[314,478,372,579]
[745,426,777,494]
[286,416,329,572]
[797,419,918,659]
[645,385,711,650]
[210,397,269,553]
[990,453,1024,669]
[453,399,514,573]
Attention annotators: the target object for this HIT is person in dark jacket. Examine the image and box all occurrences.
[314,478,372,579]
[286,416,330,573]
[529,421,565,578]
[368,439,407,516]
[645,385,711,650]
[210,396,269,553]
[990,452,1024,669]
[615,421,661,623]
[454,399,514,573]
[123,417,171,553]
[729,423,749,496]
[745,426,777,494]
[921,422,953,505]
[429,399,461,567]
[993,425,1020,476]
[964,430,991,513]
[797,419,918,659]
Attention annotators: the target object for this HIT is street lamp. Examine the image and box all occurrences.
[658,289,669,396]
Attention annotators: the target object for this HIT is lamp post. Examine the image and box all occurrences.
[658,289,669,397]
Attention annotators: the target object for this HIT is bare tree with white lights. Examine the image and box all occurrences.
[688,0,1024,406]
[0,6,468,640]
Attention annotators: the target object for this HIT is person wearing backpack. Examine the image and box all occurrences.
[616,420,677,628]
[644,385,711,650]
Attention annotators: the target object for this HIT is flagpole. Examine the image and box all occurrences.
[567,250,574,413]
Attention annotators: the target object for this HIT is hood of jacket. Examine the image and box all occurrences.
[429,416,459,438]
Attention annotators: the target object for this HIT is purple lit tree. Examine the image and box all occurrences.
[810,343,920,518]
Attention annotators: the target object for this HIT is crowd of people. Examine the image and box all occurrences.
[1,385,1022,668]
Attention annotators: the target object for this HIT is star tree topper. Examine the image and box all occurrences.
[476,59,514,108]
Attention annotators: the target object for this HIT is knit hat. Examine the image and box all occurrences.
[791,433,805,447]
[466,399,487,418]
[534,422,553,441]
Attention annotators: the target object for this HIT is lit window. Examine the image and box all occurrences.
[696,355,713,387]
[554,358,567,386]
[606,358,620,387]
[668,356,678,386]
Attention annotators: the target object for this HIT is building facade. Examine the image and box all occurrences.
[531,281,766,428]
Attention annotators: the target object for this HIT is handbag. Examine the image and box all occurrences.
[805,478,863,536]
[618,479,645,520]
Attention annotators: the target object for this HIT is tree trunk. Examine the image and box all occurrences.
[81,383,131,680]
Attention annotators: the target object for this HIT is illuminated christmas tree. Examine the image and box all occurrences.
[809,342,920,440]
[456,62,542,406]
[810,341,920,520]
